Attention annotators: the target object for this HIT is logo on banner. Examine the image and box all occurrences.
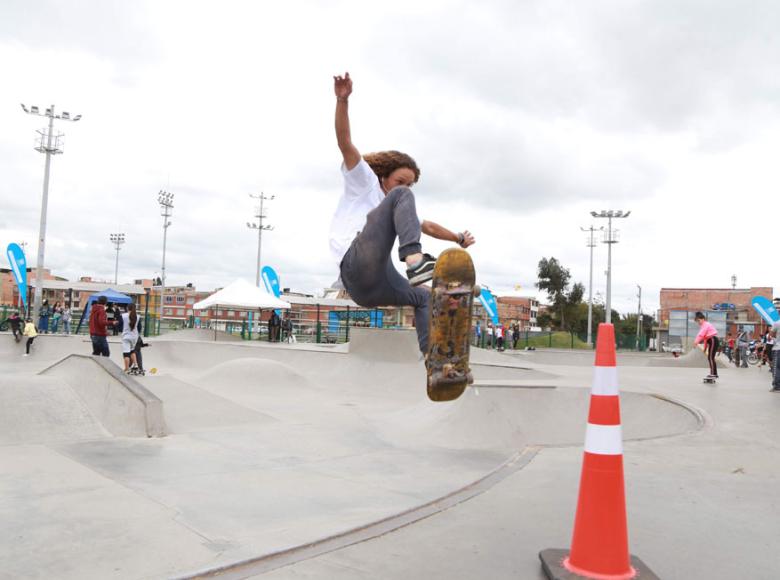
[479,288,499,325]
[6,243,28,309]
[751,296,780,324]
[261,265,281,297]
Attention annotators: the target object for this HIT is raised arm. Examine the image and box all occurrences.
[421,220,476,248]
[334,72,361,170]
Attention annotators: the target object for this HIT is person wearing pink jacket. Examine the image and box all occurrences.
[693,311,719,379]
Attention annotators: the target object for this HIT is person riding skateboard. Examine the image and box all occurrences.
[693,311,719,380]
[329,72,475,353]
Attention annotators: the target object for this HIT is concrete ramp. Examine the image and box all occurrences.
[41,355,166,438]
[197,358,316,392]
[0,375,110,445]
[648,347,729,369]
[377,387,701,453]
[348,327,421,362]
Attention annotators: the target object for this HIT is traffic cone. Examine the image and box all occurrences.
[540,323,658,580]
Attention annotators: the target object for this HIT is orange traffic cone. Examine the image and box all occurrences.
[540,323,657,580]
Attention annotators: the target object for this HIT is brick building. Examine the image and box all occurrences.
[494,296,539,329]
[658,286,773,349]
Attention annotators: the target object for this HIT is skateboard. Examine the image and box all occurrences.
[703,377,717,384]
[426,248,479,402]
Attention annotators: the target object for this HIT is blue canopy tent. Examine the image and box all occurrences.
[75,288,134,334]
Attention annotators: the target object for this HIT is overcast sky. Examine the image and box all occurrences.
[2,0,778,316]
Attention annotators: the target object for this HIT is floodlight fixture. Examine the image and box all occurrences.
[590,209,631,324]
[247,192,275,286]
[20,102,82,320]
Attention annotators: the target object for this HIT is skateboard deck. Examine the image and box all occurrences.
[427,248,478,402]
[703,377,716,384]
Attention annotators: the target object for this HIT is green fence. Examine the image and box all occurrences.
[474,329,649,351]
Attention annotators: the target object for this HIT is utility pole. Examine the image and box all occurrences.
[110,233,126,285]
[591,210,631,324]
[731,275,737,290]
[21,104,82,321]
[580,225,603,347]
[247,192,274,286]
[636,285,642,350]
[158,190,174,333]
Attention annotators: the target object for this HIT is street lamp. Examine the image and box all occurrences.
[158,190,174,332]
[109,233,126,285]
[580,225,604,347]
[590,210,631,324]
[247,192,274,286]
[21,103,81,321]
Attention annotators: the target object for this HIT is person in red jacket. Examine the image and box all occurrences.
[89,296,114,357]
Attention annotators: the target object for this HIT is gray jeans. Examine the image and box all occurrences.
[340,187,430,353]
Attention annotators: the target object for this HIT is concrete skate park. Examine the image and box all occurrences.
[1,328,777,580]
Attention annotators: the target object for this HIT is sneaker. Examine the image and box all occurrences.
[406,253,437,286]
[22,354,29,357]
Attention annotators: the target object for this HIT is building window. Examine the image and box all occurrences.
[164,296,173,304]
[186,309,193,316]
[228,311,235,316]
[176,296,185,303]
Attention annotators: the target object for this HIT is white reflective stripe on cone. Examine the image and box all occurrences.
[584,423,623,455]
[591,366,619,396]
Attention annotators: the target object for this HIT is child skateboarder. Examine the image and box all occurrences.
[329,72,475,353]
[693,311,719,379]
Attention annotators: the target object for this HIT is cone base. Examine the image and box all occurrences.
[539,549,659,580]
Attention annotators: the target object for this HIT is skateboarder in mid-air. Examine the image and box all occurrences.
[693,311,719,380]
[329,72,475,354]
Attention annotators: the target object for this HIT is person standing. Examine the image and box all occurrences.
[486,323,494,349]
[61,306,72,335]
[512,324,520,350]
[121,303,141,374]
[495,324,505,351]
[736,327,750,368]
[89,296,113,356]
[693,311,719,379]
[22,318,38,356]
[50,302,61,333]
[268,311,281,342]
[772,298,780,392]
[8,311,23,343]
[38,299,51,334]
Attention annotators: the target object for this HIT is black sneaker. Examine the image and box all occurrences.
[406,253,437,286]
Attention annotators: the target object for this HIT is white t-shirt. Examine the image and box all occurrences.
[121,312,139,343]
[329,159,384,267]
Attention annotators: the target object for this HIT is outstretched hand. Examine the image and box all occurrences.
[334,72,352,100]
[459,230,476,248]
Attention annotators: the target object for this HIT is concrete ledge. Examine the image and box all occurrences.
[40,354,166,438]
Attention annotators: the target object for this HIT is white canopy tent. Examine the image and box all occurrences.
[193,279,291,341]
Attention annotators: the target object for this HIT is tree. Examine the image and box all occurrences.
[536,257,585,331]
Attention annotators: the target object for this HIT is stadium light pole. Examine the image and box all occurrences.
[158,190,174,332]
[590,210,631,324]
[247,192,274,286]
[21,103,81,321]
[110,233,126,285]
[580,225,604,347]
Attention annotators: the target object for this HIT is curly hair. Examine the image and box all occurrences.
[363,150,420,183]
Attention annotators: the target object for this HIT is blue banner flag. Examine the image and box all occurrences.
[261,266,281,297]
[6,243,28,310]
[479,288,499,325]
[261,265,282,315]
[751,296,780,324]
